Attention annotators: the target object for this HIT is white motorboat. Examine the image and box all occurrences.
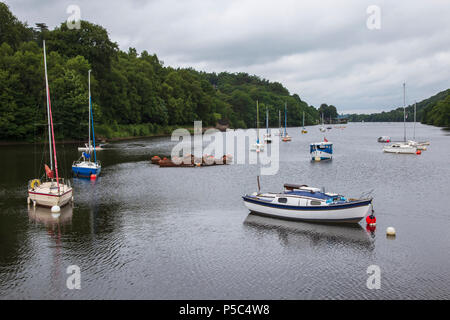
[28,41,73,209]
[383,143,417,154]
[243,183,373,223]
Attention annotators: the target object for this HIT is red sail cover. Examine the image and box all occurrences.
[45,164,54,178]
[324,137,328,142]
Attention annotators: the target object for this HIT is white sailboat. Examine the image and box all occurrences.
[383,83,417,155]
[282,102,291,142]
[243,183,373,223]
[319,113,326,132]
[250,100,265,152]
[27,41,73,211]
[406,102,429,150]
[301,111,307,134]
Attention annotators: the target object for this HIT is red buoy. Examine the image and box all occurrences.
[90,174,97,180]
[416,150,421,155]
[366,215,376,225]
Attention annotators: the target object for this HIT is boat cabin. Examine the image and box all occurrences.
[310,142,333,153]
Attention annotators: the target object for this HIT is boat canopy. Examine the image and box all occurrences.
[284,184,320,193]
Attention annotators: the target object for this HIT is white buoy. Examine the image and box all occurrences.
[51,205,61,213]
[386,227,396,236]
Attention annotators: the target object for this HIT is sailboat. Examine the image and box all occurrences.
[275,110,282,136]
[406,102,429,150]
[72,70,102,178]
[282,102,291,142]
[27,41,73,211]
[263,108,272,144]
[250,100,265,152]
[301,111,307,134]
[319,113,326,132]
[383,83,417,154]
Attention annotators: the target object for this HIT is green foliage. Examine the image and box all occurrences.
[346,89,450,126]
[0,3,323,141]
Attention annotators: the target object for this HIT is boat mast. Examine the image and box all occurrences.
[279,110,281,132]
[88,69,91,150]
[89,70,97,163]
[302,111,305,128]
[413,101,416,141]
[256,100,259,144]
[43,41,60,192]
[266,108,269,134]
[43,40,53,171]
[284,102,287,136]
[403,82,406,143]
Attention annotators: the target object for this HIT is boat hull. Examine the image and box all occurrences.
[383,147,416,154]
[72,163,101,178]
[243,196,371,223]
[28,182,73,208]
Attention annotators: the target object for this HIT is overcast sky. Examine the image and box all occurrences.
[6,0,450,113]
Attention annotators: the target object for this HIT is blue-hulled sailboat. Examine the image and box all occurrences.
[72,70,101,178]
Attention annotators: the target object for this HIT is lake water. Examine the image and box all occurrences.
[1,122,449,299]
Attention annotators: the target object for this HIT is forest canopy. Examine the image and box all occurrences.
[0,2,321,141]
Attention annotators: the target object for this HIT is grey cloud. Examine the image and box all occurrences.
[5,0,450,113]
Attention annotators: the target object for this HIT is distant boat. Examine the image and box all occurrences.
[72,70,102,178]
[275,110,282,136]
[282,102,291,142]
[406,102,429,149]
[263,108,272,144]
[250,100,265,152]
[377,136,391,143]
[301,111,307,134]
[383,143,417,154]
[319,113,326,132]
[310,138,333,161]
[243,183,373,223]
[383,83,418,155]
[28,40,73,209]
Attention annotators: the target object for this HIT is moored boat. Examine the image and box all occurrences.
[310,138,332,161]
[383,143,417,154]
[28,41,73,209]
[377,136,391,143]
[242,183,373,223]
[281,102,291,142]
[72,70,101,178]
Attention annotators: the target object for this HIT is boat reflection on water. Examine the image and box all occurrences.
[28,204,73,227]
[243,214,374,251]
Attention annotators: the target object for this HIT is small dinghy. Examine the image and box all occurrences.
[243,183,373,223]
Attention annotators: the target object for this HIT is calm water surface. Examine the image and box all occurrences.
[1,122,449,299]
